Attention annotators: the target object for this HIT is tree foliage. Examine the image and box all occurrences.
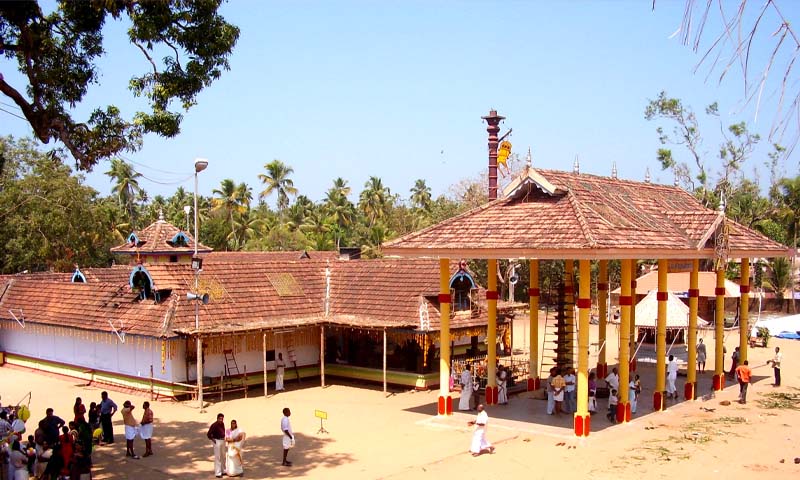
[0,0,239,170]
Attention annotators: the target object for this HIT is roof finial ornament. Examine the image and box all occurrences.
[158,208,164,222]
[674,174,679,187]
[611,161,618,180]
[718,197,726,213]
[573,155,580,174]
[526,147,532,168]
[644,167,651,183]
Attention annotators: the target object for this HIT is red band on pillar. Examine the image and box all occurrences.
[446,396,453,415]
[438,396,445,415]
[684,382,694,401]
[563,286,574,294]
[653,391,664,411]
[631,281,637,288]
[528,288,540,297]
[715,287,726,296]
[598,282,608,291]
[688,289,699,298]
[574,414,591,437]
[486,291,499,300]
[656,291,668,301]
[740,285,750,293]
[619,296,632,306]
[576,298,591,308]
[616,403,625,423]
[625,402,632,422]
[438,293,450,303]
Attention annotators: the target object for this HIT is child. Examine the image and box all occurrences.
[607,389,618,423]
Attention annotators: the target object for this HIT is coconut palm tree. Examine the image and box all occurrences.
[359,176,390,228]
[258,160,298,212]
[212,179,251,249]
[324,178,355,248]
[410,178,432,211]
[105,158,143,226]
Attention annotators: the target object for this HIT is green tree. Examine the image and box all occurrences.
[258,159,298,212]
[763,257,794,311]
[0,1,239,170]
[410,179,432,212]
[211,179,250,249]
[324,178,355,248]
[0,136,115,272]
[359,176,390,228]
[105,158,144,227]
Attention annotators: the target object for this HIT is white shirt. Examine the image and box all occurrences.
[475,410,488,429]
[281,415,292,437]
[605,373,619,390]
[667,359,679,377]
[773,352,782,368]
[564,373,576,392]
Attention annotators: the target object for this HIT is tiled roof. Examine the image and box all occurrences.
[204,251,339,262]
[0,258,498,337]
[383,169,789,259]
[110,219,212,255]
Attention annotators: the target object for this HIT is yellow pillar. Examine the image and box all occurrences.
[564,259,575,367]
[618,259,632,423]
[487,258,498,405]
[713,268,726,391]
[597,260,608,379]
[629,259,638,373]
[740,258,750,363]
[686,259,699,400]
[574,260,591,436]
[617,260,633,423]
[654,259,668,411]
[438,259,452,415]
[528,260,540,390]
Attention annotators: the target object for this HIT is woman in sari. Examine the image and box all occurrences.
[225,420,246,477]
[73,398,86,424]
[9,440,30,480]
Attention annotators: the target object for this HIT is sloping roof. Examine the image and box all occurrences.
[110,219,212,255]
[383,169,789,260]
[204,251,340,262]
[610,270,746,298]
[609,290,708,328]
[0,258,497,338]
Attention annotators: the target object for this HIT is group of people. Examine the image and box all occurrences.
[206,407,294,478]
[456,362,511,411]
[544,366,576,416]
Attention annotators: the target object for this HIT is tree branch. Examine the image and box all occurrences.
[133,41,159,76]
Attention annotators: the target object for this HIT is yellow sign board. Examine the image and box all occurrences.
[314,409,328,420]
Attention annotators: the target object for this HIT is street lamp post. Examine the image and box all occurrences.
[194,158,208,411]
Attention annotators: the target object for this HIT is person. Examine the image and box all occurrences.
[99,391,117,445]
[9,440,29,480]
[749,325,759,347]
[140,401,154,457]
[225,419,246,477]
[87,402,99,430]
[207,413,226,478]
[768,346,782,386]
[666,354,678,399]
[735,359,752,404]
[120,401,140,459]
[58,425,74,477]
[34,441,52,479]
[0,410,12,440]
[496,365,508,405]
[545,367,557,415]
[458,364,473,411]
[281,408,294,467]
[605,367,620,392]
[40,408,64,447]
[587,371,598,414]
[551,368,566,415]
[729,347,740,378]
[564,367,577,414]
[468,404,494,456]
[696,338,707,374]
[275,352,286,392]
[73,397,86,424]
[607,389,618,423]
[633,374,642,413]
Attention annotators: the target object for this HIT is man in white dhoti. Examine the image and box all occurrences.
[468,405,494,456]
[666,354,678,399]
[496,365,508,405]
[139,401,154,457]
[281,408,294,467]
[275,352,286,391]
[458,364,474,411]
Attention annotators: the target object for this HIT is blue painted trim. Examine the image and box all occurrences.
[170,231,190,247]
[129,265,155,291]
[71,268,86,283]
[449,270,476,289]
[126,232,140,244]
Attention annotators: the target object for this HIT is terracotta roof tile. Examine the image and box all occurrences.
[110,219,212,255]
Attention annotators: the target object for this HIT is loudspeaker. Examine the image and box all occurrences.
[187,292,210,304]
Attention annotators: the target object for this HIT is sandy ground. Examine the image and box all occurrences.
[1,316,798,480]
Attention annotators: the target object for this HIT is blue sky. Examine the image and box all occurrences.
[2,1,798,207]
